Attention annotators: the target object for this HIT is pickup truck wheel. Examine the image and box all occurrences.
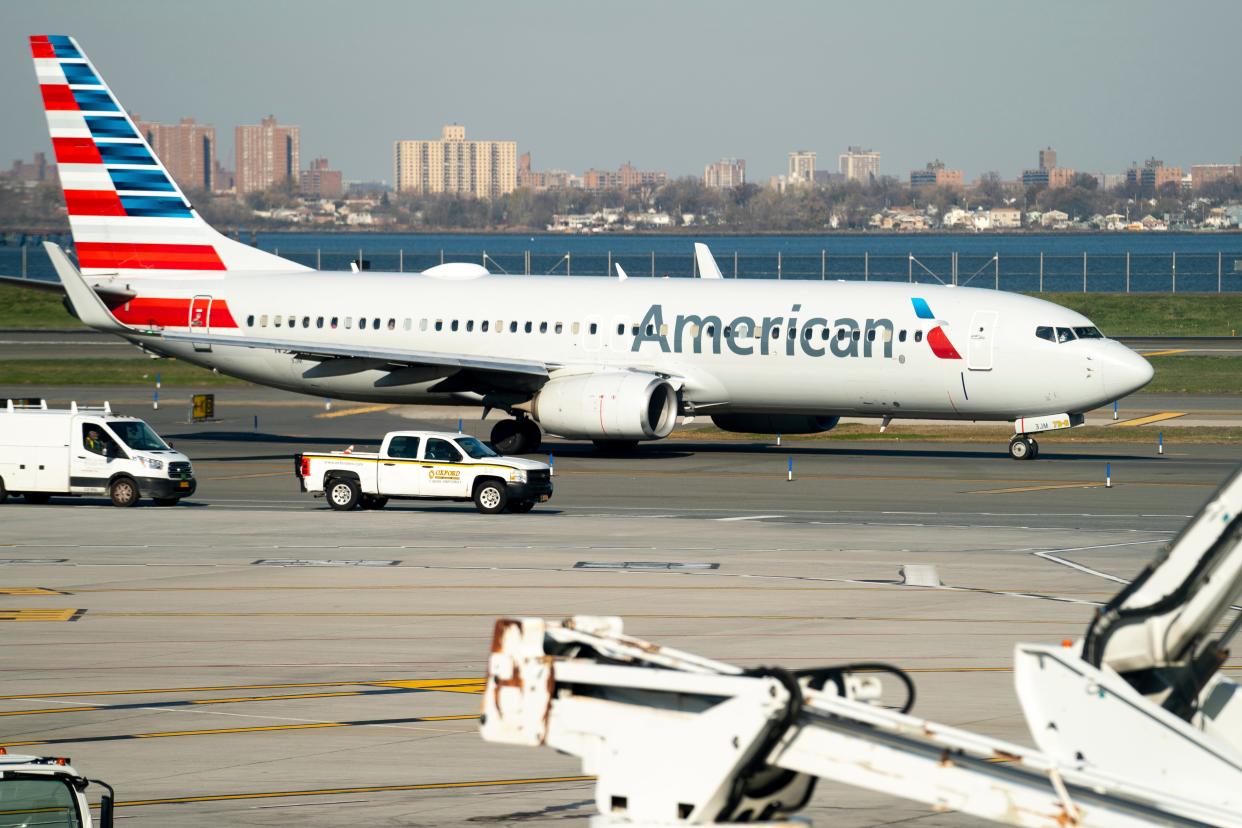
[327,478,361,511]
[473,480,507,514]
[360,494,388,510]
[109,477,140,508]
[508,500,536,513]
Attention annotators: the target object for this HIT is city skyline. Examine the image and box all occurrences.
[3,1,1242,185]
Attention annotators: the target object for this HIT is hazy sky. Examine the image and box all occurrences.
[4,1,1241,184]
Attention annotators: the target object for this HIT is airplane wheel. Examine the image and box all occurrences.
[1008,436,1032,461]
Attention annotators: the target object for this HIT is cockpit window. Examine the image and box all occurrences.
[1055,327,1076,343]
[1073,326,1103,339]
[1035,326,1054,342]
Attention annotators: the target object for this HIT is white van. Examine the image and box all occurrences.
[0,400,196,507]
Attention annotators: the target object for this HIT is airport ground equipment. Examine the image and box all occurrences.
[0,399,195,507]
[296,429,552,513]
[480,467,1242,827]
[0,752,114,827]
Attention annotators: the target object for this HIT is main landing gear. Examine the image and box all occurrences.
[1008,435,1040,461]
[491,417,542,455]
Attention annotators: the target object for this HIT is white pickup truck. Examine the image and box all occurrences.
[296,430,553,514]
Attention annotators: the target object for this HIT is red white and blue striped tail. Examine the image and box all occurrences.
[30,35,307,277]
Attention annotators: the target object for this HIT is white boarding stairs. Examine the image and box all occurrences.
[481,467,1242,828]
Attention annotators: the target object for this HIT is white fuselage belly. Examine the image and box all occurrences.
[108,270,1136,421]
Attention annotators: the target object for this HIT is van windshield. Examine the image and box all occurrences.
[457,437,499,459]
[0,776,83,828]
[108,421,168,451]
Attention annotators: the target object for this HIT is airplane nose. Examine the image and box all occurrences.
[1102,344,1154,398]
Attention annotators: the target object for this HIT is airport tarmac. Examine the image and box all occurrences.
[2,395,1241,826]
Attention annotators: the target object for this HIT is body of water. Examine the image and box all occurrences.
[5,231,1242,292]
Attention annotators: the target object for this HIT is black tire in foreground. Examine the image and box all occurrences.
[508,500,536,513]
[109,477,140,507]
[23,492,51,505]
[326,477,361,511]
[473,479,508,514]
[0,476,6,504]
[153,497,181,507]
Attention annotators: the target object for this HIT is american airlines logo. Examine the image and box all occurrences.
[630,299,961,360]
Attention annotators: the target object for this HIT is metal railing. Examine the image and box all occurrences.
[3,245,1241,293]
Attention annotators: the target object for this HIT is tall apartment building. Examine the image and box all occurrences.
[838,146,880,183]
[787,151,816,186]
[581,163,667,192]
[1038,146,1057,171]
[7,152,56,184]
[299,157,343,198]
[910,160,963,189]
[135,117,216,191]
[704,158,746,189]
[1126,158,1182,192]
[517,153,577,191]
[1022,147,1074,189]
[1190,162,1240,190]
[235,115,299,195]
[393,125,517,198]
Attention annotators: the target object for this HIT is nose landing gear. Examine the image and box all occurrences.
[491,416,542,455]
[1008,435,1039,461]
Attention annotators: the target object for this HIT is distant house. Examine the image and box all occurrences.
[1040,210,1070,228]
[988,207,1022,229]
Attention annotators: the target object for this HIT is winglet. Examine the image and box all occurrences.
[43,242,132,333]
[615,263,628,281]
[693,243,724,279]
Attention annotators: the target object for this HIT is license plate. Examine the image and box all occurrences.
[179,481,189,488]
[539,494,550,502]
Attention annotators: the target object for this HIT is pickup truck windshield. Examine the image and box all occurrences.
[0,776,83,828]
[458,437,499,459]
[109,421,167,451]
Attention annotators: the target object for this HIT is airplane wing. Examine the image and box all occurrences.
[693,243,724,279]
[45,242,550,383]
[0,270,136,302]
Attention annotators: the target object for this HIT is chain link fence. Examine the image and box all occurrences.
[4,244,1242,293]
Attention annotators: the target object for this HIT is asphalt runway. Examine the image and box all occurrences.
[2,395,1241,826]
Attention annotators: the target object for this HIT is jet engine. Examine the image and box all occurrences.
[711,413,840,434]
[531,372,678,441]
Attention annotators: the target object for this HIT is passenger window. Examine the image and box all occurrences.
[707,324,715,337]
[618,323,625,335]
[525,321,533,333]
[435,319,443,331]
[259,314,268,327]
[631,325,639,336]
[372,317,380,330]
[274,315,282,327]
[867,330,876,342]
[836,329,845,341]
[331,317,339,329]
[246,314,254,327]
[1056,327,1076,343]
[539,321,548,334]
[1035,326,1055,342]
[451,320,459,332]
[572,322,580,335]
[852,330,861,341]
[481,320,489,332]
[403,319,410,331]
[788,327,796,340]
[495,320,502,331]
[424,438,462,463]
[419,319,428,331]
[359,318,367,330]
[466,320,474,332]
[345,317,353,329]
[914,330,923,342]
[770,327,780,340]
[898,330,907,342]
[287,316,295,328]
[510,321,518,333]
[388,319,395,331]
[302,316,310,328]
[316,317,324,329]
[589,323,598,335]
[386,435,421,459]
[555,322,563,334]
[820,328,829,340]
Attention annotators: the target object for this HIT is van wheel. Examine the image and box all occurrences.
[327,478,361,511]
[24,493,50,505]
[0,477,6,504]
[473,480,507,514]
[508,500,536,513]
[153,498,180,507]
[109,478,140,508]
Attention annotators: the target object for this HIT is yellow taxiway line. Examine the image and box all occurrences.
[1113,412,1186,428]
[313,404,395,420]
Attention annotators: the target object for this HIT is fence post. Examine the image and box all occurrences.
[607,250,612,277]
[316,248,321,270]
[482,250,487,267]
[692,251,697,278]
[399,249,403,272]
[358,248,362,270]
[1039,251,1044,292]
[733,251,738,278]
[823,249,827,280]
[1126,251,1131,293]
[1082,251,1087,293]
[567,252,571,277]
[21,245,26,278]
[1172,251,1177,293]
[777,251,782,280]
[651,251,655,278]
[864,251,869,281]
[995,253,1000,290]
[440,249,444,265]
[526,250,531,275]
[908,253,912,283]
[1219,251,1223,293]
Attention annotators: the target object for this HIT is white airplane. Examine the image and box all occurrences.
[23,35,1153,460]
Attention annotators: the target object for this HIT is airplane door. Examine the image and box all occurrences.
[189,295,213,352]
[967,310,997,371]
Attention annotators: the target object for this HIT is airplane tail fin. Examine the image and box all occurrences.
[30,35,308,277]
[693,243,724,279]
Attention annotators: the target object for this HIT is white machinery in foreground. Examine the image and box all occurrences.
[0,752,114,827]
[481,467,1242,827]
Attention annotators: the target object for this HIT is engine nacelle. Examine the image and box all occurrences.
[711,413,840,435]
[532,372,678,441]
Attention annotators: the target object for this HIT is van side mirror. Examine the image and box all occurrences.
[91,780,115,828]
